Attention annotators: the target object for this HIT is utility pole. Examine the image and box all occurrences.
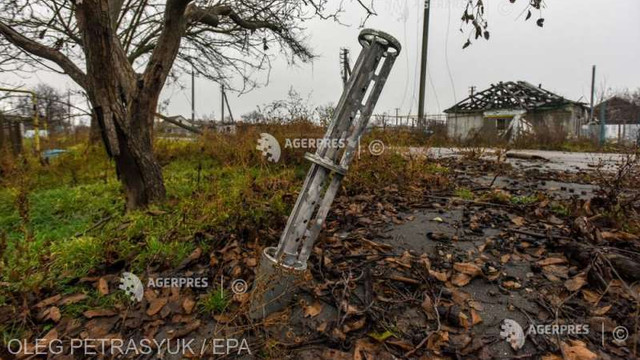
[469,86,476,97]
[589,65,596,122]
[221,84,225,123]
[222,87,235,124]
[191,65,195,123]
[67,90,71,127]
[599,101,606,146]
[395,108,400,126]
[417,0,431,129]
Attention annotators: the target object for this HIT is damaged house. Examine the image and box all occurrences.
[445,81,588,141]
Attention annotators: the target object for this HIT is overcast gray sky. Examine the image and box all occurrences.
[4,0,640,121]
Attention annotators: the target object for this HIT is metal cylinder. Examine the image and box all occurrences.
[249,28,401,319]
[249,247,307,319]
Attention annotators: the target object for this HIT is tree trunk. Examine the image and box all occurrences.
[76,0,172,210]
[112,108,165,210]
[89,112,102,144]
[0,114,5,152]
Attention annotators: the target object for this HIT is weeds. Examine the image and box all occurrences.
[510,195,538,206]
[454,187,474,200]
[551,203,570,216]
[199,288,230,314]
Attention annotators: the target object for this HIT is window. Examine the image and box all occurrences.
[495,118,512,134]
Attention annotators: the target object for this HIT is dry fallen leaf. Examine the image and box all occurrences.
[83,309,117,318]
[537,257,567,266]
[353,339,382,360]
[182,298,196,314]
[213,314,232,323]
[34,295,62,309]
[147,297,168,316]
[386,338,414,351]
[343,317,366,333]
[97,277,109,295]
[591,305,611,316]
[471,309,483,326]
[429,270,449,282]
[58,294,88,306]
[452,273,472,287]
[560,340,597,360]
[453,262,483,277]
[303,301,323,318]
[469,300,484,311]
[564,273,587,292]
[459,312,470,328]
[49,307,61,322]
[511,216,526,226]
[543,264,569,281]
[502,280,522,290]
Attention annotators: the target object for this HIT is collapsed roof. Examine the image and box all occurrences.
[445,81,582,114]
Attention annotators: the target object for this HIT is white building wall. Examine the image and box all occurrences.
[446,114,483,139]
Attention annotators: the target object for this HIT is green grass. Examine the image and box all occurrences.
[199,288,230,314]
[454,187,474,200]
[0,141,304,295]
[50,236,106,278]
[510,195,538,206]
[551,203,570,216]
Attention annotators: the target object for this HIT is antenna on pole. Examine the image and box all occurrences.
[191,65,195,123]
[589,65,596,122]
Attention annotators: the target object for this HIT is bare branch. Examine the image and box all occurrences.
[0,19,87,88]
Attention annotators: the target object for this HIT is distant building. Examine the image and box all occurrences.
[445,81,587,141]
[208,122,237,135]
[583,97,640,143]
[593,96,640,125]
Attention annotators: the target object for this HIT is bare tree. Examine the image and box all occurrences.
[14,84,73,133]
[316,103,335,127]
[0,0,512,209]
[0,0,346,209]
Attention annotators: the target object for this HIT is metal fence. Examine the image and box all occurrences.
[581,124,640,144]
[369,113,446,129]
